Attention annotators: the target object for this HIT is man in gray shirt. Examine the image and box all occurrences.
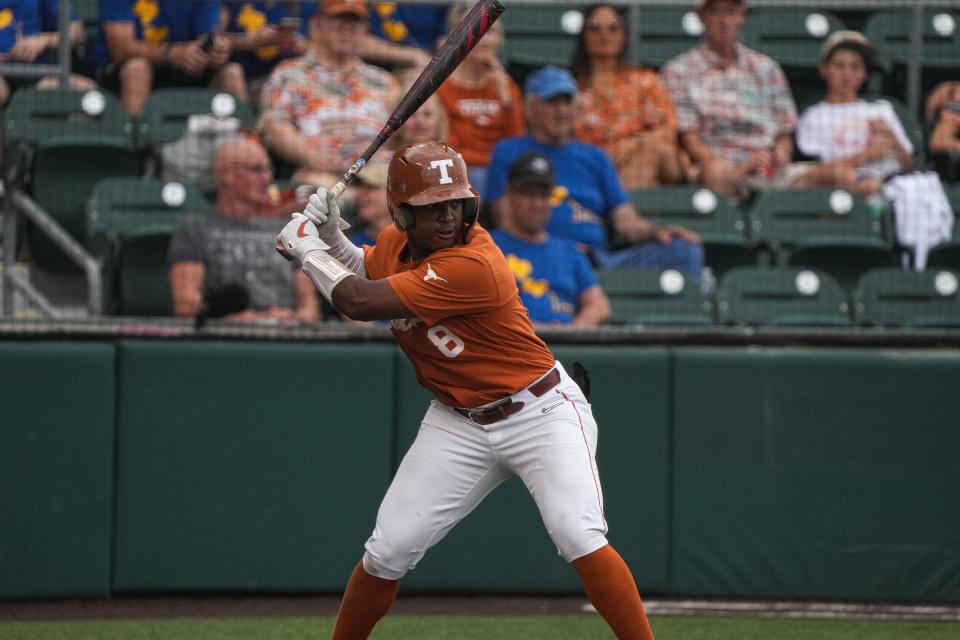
[168,136,321,322]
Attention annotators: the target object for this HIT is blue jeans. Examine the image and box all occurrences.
[593,238,704,275]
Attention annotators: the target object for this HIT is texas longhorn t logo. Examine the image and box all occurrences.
[429,159,455,184]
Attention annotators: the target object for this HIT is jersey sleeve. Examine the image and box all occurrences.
[386,251,506,326]
[98,0,133,23]
[194,0,221,35]
[796,103,825,158]
[598,149,630,211]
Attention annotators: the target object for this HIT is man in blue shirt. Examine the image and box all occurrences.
[95,0,248,114]
[491,151,610,326]
[487,65,704,275]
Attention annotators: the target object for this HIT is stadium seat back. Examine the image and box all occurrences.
[717,266,851,326]
[741,9,847,69]
[597,267,714,325]
[138,88,257,148]
[87,178,212,315]
[864,10,960,68]
[631,185,755,277]
[854,267,960,327]
[629,7,704,69]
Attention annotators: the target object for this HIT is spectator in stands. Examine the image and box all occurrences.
[437,0,523,197]
[492,151,611,327]
[487,65,703,275]
[95,0,248,115]
[361,1,447,71]
[349,159,392,247]
[258,0,399,189]
[570,3,682,190]
[0,0,95,105]
[661,0,800,200]
[388,90,447,151]
[793,31,913,196]
[168,135,321,323]
[221,1,314,101]
[926,80,960,158]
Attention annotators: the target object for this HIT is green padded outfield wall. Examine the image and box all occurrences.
[393,347,671,595]
[672,348,960,601]
[112,341,395,592]
[0,343,115,598]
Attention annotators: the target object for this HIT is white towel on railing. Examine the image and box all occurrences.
[883,171,954,270]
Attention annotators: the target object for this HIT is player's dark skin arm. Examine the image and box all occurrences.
[331,277,416,321]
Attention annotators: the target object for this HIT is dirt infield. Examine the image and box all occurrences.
[3,596,960,623]
[0,595,588,622]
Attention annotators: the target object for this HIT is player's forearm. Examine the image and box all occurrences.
[329,274,412,321]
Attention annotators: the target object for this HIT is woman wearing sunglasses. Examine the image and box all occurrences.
[570,4,682,190]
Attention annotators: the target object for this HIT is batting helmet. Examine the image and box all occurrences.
[387,141,479,238]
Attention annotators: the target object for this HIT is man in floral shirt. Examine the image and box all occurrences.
[257,0,399,188]
[662,0,799,200]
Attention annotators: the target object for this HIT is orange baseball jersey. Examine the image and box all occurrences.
[363,224,555,408]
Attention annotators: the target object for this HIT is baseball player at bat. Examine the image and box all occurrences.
[276,142,655,639]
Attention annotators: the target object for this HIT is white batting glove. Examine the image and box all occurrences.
[302,186,345,242]
[275,212,329,263]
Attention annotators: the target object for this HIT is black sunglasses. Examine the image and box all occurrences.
[587,19,623,32]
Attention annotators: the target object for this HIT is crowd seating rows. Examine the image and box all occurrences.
[1,2,959,326]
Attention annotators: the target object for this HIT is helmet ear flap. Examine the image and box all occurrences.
[460,197,479,240]
[396,204,416,232]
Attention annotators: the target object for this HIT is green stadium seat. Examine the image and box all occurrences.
[630,186,754,278]
[740,9,849,105]
[748,188,898,292]
[87,178,213,315]
[741,10,847,69]
[864,10,960,69]
[853,267,960,327]
[926,184,960,268]
[716,266,851,326]
[3,88,140,273]
[501,5,574,36]
[501,36,576,80]
[597,267,714,325]
[629,7,703,70]
[137,88,257,148]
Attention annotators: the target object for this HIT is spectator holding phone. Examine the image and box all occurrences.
[257,0,398,189]
[94,0,249,114]
[221,1,313,100]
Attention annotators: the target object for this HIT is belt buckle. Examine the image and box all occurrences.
[465,408,487,423]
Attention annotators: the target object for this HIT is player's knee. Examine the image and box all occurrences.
[363,530,428,580]
[557,526,609,564]
[545,511,609,563]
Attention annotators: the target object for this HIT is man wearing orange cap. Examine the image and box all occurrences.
[257,0,399,188]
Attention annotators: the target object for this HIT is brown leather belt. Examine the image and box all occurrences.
[454,368,561,426]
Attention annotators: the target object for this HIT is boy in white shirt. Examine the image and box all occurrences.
[793,31,914,196]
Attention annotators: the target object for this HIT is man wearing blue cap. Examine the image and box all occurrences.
[486,65,703,275]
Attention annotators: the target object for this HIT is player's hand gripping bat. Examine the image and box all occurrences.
[329,0,506,230]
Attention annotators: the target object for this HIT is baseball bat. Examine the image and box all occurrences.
[330,0,505,205]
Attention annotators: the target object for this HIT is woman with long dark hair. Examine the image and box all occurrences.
[571,4,682,189]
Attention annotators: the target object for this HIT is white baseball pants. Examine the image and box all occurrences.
[362,363,609,580]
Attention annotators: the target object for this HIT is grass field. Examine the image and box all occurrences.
[3,615,960,639]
